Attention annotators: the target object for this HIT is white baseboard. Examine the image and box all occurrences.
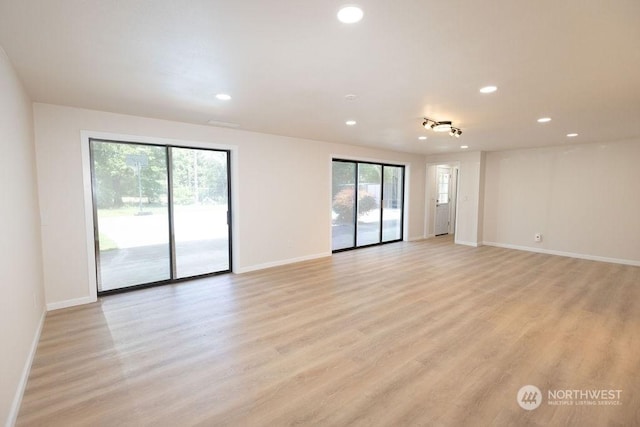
[482,241,640,267]
[407,235,429,242]
[46,295,97,311]
[235,252,331,274]
[7,310,45,427]
[455,240,480,247]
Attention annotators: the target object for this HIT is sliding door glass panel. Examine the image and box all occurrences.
[331,161,356,251]
[172,148,230,278]
[356,163,382,246]
[382,166,403,242]
[91,141,170,291]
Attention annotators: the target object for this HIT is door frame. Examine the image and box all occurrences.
[80,131,239,299]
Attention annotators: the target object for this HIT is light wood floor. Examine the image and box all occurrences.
[17,238,640,426]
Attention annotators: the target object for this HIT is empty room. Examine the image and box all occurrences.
[1,1,639,426]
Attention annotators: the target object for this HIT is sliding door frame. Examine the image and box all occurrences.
[332,158,405,253]
[89,138,233,296]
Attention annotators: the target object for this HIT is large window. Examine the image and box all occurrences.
[331,159,405,251]
[90,139,231,293]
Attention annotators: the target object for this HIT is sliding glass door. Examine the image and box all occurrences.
[90,139,231,292]
[331,159,404,251]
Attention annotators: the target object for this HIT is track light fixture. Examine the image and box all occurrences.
[422,117,462,137]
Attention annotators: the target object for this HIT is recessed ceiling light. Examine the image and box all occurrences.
[480,86,497,94]
[537,117,551,123]
[567,133,578,137]
[345,94,358,101]
[418,136,427,140]
[216,93,232,101]
[460,145,469,149]
[337,6,363,23]
[345,120,357,126]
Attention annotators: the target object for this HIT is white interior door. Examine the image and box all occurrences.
[435,166,450,236]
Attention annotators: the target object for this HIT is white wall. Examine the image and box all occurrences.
[425,151,485,246]
[0,48,45,426]
[33,103,426,308]
[483,140,640,264]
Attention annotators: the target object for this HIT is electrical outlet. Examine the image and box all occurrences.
[534,233,542,242]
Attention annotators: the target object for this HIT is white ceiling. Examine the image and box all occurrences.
[1,0,639,154]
